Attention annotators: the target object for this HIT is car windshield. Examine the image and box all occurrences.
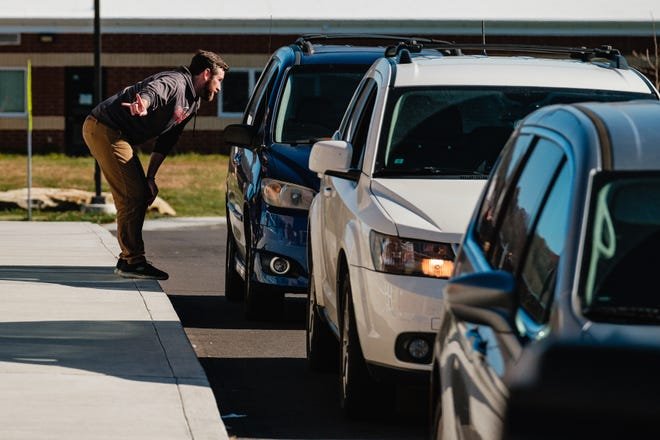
[273,65,367,144]
[374,87,654,178]
[582,174,660,324]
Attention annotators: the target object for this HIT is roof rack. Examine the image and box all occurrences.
[293,33,456,55]
[383,40,462,60]
[385,42,629,69]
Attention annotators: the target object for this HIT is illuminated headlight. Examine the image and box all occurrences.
[261,178,316,210]
[369,230,455,278]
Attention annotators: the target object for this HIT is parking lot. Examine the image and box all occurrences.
[141,222,427,439]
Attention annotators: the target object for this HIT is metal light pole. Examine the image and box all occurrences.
[91,0,105,204]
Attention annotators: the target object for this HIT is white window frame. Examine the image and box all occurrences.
[218,67,260,117]
[0,67,27,117]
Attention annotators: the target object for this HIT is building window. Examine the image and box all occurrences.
[0,33,20,46]
[219,68,261,117]
[0,69,26,116]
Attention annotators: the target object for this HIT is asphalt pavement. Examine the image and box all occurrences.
[0,221,228,440]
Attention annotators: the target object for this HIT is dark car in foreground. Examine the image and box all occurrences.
[430,99,660,439]
[223,35,426,319]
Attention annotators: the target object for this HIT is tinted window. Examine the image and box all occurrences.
[582,175,660,324]
[273,65,367,143]
[373,87,653,178]
[244,59,278,126]
[491,139,565,274]
[519,162,570,322]
[475,134,534,255]
[347,81,377,168]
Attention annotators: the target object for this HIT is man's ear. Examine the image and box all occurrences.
[204,68,212,81]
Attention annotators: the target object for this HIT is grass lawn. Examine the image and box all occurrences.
[0,153,228,222]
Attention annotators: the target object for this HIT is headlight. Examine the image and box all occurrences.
[261,178,316,210]
[369,230,455,278]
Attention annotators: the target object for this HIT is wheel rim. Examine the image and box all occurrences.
[244,222,253,300]
[306,277,315,355]
[225,228,233,273]
[225,228,237,293]
[341,300,350,400]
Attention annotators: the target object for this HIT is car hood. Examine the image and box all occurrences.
[264,142,320,191]
[370,178,486,243]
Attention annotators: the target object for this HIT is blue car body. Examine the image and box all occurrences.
[225,39,386,316]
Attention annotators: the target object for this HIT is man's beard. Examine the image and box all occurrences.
[201,82,215,102]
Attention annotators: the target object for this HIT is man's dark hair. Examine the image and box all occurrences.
[189,50,229,75]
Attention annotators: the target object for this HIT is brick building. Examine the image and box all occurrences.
[0,0,658,155]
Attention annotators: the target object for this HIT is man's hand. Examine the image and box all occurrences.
[122,94,149,116]
[146,177,158,206]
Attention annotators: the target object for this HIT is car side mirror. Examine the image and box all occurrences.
[445,270,522,359]
[224,124,259,149]
[444,270,516,332]
[309,140,353,176]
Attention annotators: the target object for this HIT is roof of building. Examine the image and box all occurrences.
[1,0,659,36]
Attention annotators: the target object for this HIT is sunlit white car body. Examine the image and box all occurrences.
[309,174,484,370]
[307,46,659,409]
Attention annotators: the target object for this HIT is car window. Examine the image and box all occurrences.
[243,59,279,126]
[338,77,369,137]
[582,174,660,324]
[273,65,368,143]
[475,134,534,256]
[346,81,377,168]
[490,139,565,274]
[518,161,570,323]
[373,86,653,178]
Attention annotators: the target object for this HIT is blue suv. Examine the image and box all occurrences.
[224,35,422,319]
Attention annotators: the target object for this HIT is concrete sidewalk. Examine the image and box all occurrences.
[0,221,228,440]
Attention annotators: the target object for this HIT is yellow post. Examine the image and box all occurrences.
[27,59,32,131]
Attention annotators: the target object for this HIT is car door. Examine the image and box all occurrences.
[318,78,378,325]
[226,58,280,258]
[444,134,572,439]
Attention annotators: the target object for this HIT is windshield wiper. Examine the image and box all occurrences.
[375,166,487,177]
[286,137,329,146]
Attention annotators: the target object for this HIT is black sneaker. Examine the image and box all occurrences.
[114,259,127,274]
[116,261,169,280]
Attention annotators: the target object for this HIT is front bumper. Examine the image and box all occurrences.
[251,209,309,292]
[349,265,448,373]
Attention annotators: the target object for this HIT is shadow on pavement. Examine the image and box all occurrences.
[0,320,198,385]
[168,294,307,331]
[0,265,161,292]
[203,356,427,440]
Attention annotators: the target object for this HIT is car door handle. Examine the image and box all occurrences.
[323,186,333,197]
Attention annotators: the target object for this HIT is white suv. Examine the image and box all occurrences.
[306,43,659,417]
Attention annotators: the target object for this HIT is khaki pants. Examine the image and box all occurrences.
[82,115,148,265]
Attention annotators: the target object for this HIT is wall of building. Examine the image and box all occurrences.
[0,32,656,155]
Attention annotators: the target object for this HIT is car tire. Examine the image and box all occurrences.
[430,390,443,440]
[244,273,281,320]
[224,224,245,302]
[339,274,384,419]
[243,224,283,320]
[306,272,339,372]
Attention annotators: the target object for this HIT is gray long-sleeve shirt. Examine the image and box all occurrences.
[91,66,200,156]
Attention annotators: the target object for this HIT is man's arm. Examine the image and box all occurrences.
[147,113,194,205]
[145,152,165,206]
[153,112,194,156]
